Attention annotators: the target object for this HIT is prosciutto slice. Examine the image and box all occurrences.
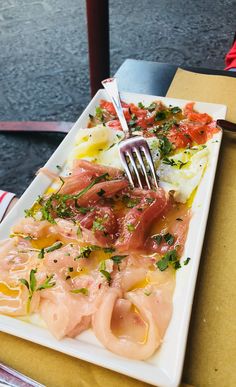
[115,188,168,251]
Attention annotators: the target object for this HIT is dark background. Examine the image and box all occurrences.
[0,0,235,194]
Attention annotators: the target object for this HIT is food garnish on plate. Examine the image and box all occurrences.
[0,99,220,360]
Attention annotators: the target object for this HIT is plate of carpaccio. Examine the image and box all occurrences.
[0,91,226,387]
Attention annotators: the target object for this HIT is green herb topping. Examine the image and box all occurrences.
[158,135,173,157]
[100,270,111,285]
[163,233,175,246]
[122,195,140,208]
[70,288,89,295]
[19,269,56,312]
[38,242,63,259]
[75,245,100,259]
[111,255,127,270]
[152,234,163,245]
[127,223,135,232]
[97,188,106,197]
[156,249,178,271]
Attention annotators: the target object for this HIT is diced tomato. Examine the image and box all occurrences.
[184,102,212,124]
[121,101,129,108]
[106,120,122,130]
[186,124,208,144]
[180,121,219,145]
[167,127,192,149]
[128,103,147,119]
[123,108,132,121]
[100,100,116,115]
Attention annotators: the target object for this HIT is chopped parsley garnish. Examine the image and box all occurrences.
[19,269,56,312]
[122,195,140,208]
[128,120,136,127]
[38,249,45,259]
[103,247,116,253]
[152,234,163,245]
[92,218,105,231]
[108,143,115,150]
[156,249,178,271]
[170,106,182,114]
[37,275,56,290]
[164,233,175,246]
[184,257,191,265]
[70,288,88,295]
[138,102,145,109]
[111,255,127,270]
[73,173,109,200]
[24,207,38,219]
[97,188,106,197]
[158,135,173,157]
[95,106,104,122]
[38,242,63,259]
[77,224,82,238]
[127,223,135,232]
[99,260,106,271]
[75,245,100,259]
[26,173,109,223]
[46,242,63,253]
[24,235,33,240]
[75,204,94,214]
[100,270,111,285]
[162,157,188,169]
[145,197,154,204]
[162,157,177,166]
[156,251,190,271]
[147,102,157,112]
[132,125,142,131]
[155,110,168,121]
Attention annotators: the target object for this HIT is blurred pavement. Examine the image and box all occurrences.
[0,0,235,121]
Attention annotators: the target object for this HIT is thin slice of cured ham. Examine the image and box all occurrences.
[115,188,168,251]
[60,159,124,195]
[77,180,128,206]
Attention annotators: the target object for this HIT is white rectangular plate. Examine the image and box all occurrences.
[0,91,226,387]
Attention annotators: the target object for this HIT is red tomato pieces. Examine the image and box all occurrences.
[98,99,220,149]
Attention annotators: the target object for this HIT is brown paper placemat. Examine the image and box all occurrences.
[167,68,236,122]
[1,68,236,387]
[167,68,236,386]
[0,332,194,387]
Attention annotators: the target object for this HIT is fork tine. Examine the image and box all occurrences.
[141,145,159,189]
[119,150,135,188]
[126,150,143,189]
[133,147,151,189]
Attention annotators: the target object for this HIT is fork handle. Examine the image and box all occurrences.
[102,78,130,137]
[217,119,236,132]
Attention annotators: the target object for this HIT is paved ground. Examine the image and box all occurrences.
[0,0,235,121]
[0,0,236,195]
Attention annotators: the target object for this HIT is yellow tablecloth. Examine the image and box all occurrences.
[1,68,236,387]
[167,69,236,387]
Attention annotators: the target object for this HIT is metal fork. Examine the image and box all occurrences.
[101,77,158,189]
